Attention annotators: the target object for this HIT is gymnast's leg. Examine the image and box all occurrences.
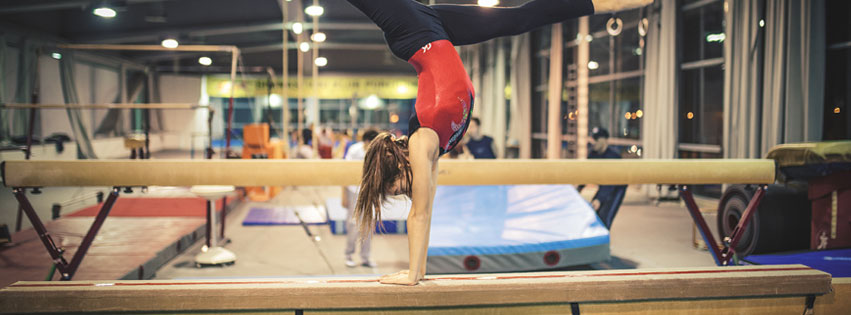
[432,0,653,46]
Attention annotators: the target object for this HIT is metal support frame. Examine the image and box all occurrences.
[220,196,227,240]
[204,196,230,248]
[680,185,767,266]
[12,187,121,280]
[144,107,151,159]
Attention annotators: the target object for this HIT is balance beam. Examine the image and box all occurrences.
[0,265,831,314]
[1,159,775,187]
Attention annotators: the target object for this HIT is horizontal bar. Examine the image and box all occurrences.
[1,159,775,187]
[57,44,238,53]
[1,103,204,110]
[0,265,829,313]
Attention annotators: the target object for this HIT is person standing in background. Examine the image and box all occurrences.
[465,118,496,159]
[294,128,314,159]
[342,129,380,267]
[580,127,626,229]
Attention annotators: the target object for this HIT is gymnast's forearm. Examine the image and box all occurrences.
[406,207,430,282]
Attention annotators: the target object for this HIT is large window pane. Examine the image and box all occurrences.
[532,139,547,159]
[588,82,612,134]
[532,93,547,133]
[679,69,700,143]
[589,36,611,75]
[678,66,723,145]
[590,15,610,33]
[682,8,701,63]
[823,1,851,140]
[702,65,724,145]
[703,2,725,60]
[616,26,641,72]
[563,20,578,42]
[614,78,642,139]
[533,26,551,51]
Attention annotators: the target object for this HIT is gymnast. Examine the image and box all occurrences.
[348,0,653,285]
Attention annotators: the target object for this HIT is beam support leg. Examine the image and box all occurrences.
[679,185,724,265]
[12,187,121,280]
[722,185,767,263]
[13,188,70,276]
[63,188,120,280]
[680,185,768,266]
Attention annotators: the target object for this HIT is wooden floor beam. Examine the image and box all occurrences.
[1,159,776,187]
[0,265,830,314]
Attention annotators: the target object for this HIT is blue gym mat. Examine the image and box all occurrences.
[427,184,610,273]
[745,248,851,277]
[242,206,327,226]
[212,139,243,148]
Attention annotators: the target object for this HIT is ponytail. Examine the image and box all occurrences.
[354,132,411,238]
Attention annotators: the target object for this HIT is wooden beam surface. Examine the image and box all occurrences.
[1,159,776,187]
[1,103,203,110]
[0,265,830,314]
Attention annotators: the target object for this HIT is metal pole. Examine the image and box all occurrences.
[723,185,768,263]
[679,186,724,266]
[281,0,290,155]
[13,188,69,274]
[64,187,120,280]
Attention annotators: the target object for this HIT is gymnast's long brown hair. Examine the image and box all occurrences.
[355,132,412,238]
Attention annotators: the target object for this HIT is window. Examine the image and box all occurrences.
[678,0,725,197]
[824,1,851,140]
[678,0,725,147]
[585,8,646,142]
[530,27,552,158]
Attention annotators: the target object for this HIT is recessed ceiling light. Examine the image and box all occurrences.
[93,7,116,18]
[305,5,324,17]
[314,57,327,67]
[198,57,212,66]
[161,38,179,49]
[310,32,326,43]
[478,0,498,7]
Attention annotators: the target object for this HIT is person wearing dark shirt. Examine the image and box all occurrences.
[582,127,627,229]
[465,118,496,159]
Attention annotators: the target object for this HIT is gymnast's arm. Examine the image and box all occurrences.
[380,128,440,285]
[407,129,439,283]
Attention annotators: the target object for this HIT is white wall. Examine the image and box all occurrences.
[1,41,211,160]
[158,74,206,151]
[38,55,73,139]
[2,47,17,103]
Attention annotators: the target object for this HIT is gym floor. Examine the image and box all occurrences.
[152,185,720,280]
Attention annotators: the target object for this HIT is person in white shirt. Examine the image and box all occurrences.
[342,129,380,267]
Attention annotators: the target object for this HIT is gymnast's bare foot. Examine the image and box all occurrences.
[592,0,654,13]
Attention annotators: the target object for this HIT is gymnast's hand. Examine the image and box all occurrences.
[379,270,420,286]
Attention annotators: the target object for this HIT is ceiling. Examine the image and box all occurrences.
[1,0,532,75]
[0,0,436,75]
